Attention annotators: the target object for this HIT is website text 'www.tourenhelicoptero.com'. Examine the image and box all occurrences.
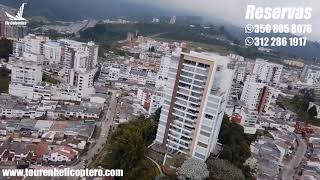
[1,168,124,177]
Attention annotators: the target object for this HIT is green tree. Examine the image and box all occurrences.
[0,38,12,60]
[101,117,158,179]
[218,116,251,167]
[177,158,210,180]
[206,158,245,180]
[217,115,254,179]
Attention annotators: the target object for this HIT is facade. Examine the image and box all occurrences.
[251,59,283,86]
[302,66,320,86]
[68,69,96,98]
[155,49,234,161]
[240,82,278,134]
[9,60,42,86]
[58,39,98,71]
[43,41,63,65]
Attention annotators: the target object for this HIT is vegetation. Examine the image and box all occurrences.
[0,38,13,60]
[80,23,292,61]
[42,73,59,84]
[177,158,210,180]
[218,115,255,179]
[99,116,159,180]
[206,158,245,180]
[280,89,320,126]
[0,67,11,93]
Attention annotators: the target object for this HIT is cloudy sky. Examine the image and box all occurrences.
[131,0,320,40]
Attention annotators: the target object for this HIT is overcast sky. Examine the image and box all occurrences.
[131,0,320,40]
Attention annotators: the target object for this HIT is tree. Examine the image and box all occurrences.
[0,38,12,60]
[308,105,318,117]
[206,157,245,180]
[218,115,251,167]
[177,158,209,180]
[101,117,158,179]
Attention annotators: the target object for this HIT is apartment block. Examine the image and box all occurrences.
[43,41,63,65]
[67,69,96,98]
[240,82,279,134]
[8,59,43,98]
[155,49,234,161]
[251,59,283,86]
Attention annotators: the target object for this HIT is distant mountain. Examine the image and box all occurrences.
[0,0,174,21]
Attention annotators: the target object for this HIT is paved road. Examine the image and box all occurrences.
[280,134,307,180]
[72,90,119,169]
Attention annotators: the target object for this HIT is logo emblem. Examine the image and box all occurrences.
[5,3,28,26]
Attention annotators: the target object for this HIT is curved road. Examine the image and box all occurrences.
[72,90,118,169]
[280,134,307,180]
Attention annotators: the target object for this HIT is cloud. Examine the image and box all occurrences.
[130,0,320,40]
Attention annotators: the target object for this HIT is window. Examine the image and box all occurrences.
[205,114,213,119]
[200,130,210,137]
[194,152,206,159]
[198,142,208,148]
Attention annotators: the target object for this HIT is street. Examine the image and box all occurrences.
[280,134,307,180]
[72,90,119,169]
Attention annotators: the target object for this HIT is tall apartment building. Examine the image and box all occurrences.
[300,65,320,86]
[8,59,43,99]
[250,59,283,86]
[155,49,234,161]
[67,69,96,98]
[239,82,278,134]
[12,34,49,65]
[155,55,171,88]
[24,34,49,55]
[58,39,98,71]
[43,41,63,65]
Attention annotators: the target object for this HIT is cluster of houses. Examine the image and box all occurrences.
[0,95,103,120]
[246,127,297,179]
[301,132,320,179]
[0,119,95,166]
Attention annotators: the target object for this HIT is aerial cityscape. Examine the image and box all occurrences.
[0,0,319,180]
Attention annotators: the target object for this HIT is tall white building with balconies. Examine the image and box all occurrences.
[43,41,63,65]
[67,69,96,98]
[155,49,234,161]
[58,39,98,71]
[239,82,279,134]
[24,34,49,55]
[8,59,43,99]
[251,59,283,86]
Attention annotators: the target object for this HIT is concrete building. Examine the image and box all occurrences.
[9,60,42,86]
[58,39,98,71]
[155,55,171,88]
[251,59,283,86]
[301,65,320,86]
[24,34,49,55]
[240,82,279,134]
[8,59,43,99]
[155,49,234,161]
[43,41,63,65]
[67,69,96,98]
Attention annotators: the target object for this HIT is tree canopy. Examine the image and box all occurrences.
[217,115,255,179]
[218,115,251,167]
[0,38,12,60]
[206,157,245,180]
[101,116,158,179]
[177,158,210,180]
